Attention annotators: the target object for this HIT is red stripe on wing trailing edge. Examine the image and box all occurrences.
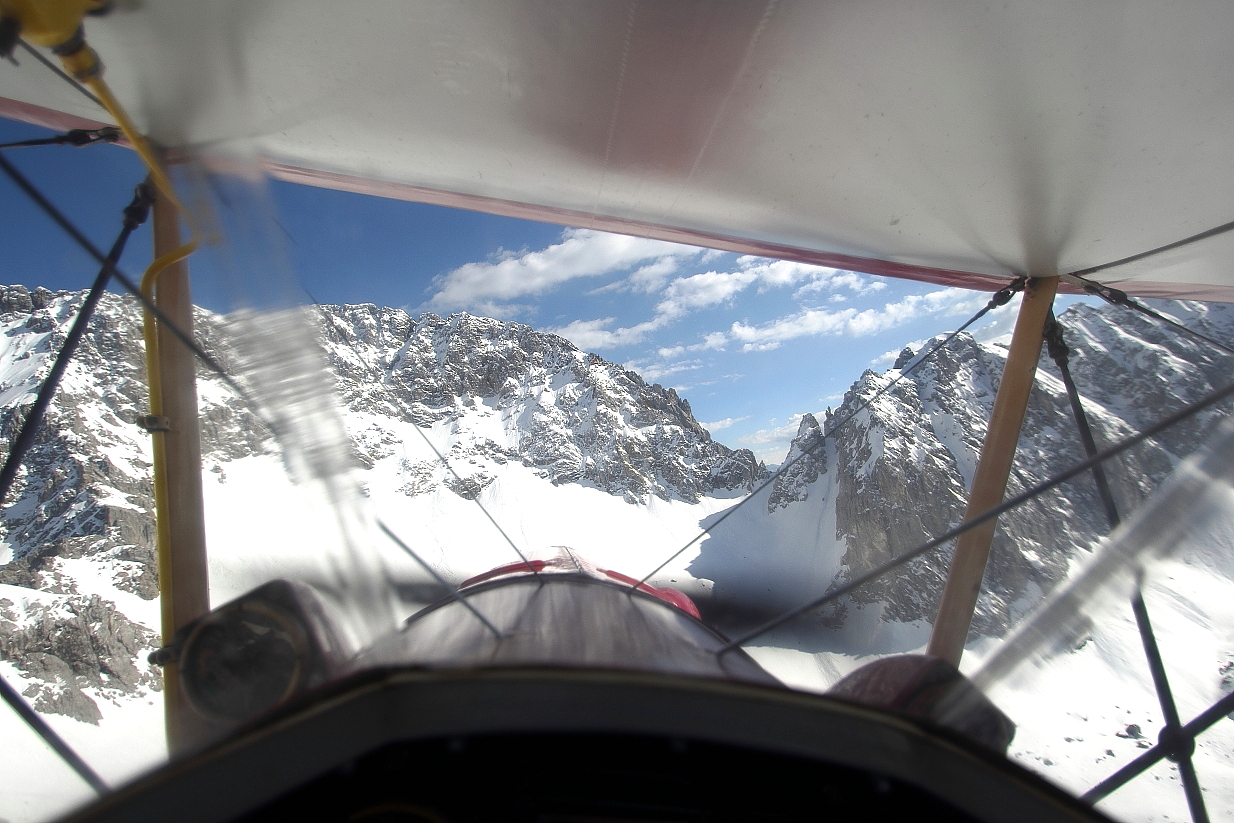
[0,96,113,136]
[6,95,1165,299]
[267,161,1023,295]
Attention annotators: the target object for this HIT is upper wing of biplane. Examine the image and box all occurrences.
[0,1,1230,298]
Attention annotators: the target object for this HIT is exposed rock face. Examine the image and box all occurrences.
[766,413,825,512]
[0,594,160,724]
[747,299,1234,638]
[690,298,1233,646]
[0,286,157,599]
[317,307,764,503]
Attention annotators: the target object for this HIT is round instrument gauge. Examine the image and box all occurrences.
[180,600,309,722]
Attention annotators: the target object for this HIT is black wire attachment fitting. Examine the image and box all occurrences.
[1042,312,1070,367]
[1158,725,1197,764]
[136,414,170,433]
[1083,281,1130,307]
[147,643,179,666]
[64,126,120,146]
[122,180,155,228]
[988,275,1028,310]
[0,16,20,64]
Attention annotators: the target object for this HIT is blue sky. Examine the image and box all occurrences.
[0,117,1091,463]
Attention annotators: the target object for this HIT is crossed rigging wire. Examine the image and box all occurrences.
[1046,310,1213,822]
[634,276,1028,589]
[2,118,1234,806]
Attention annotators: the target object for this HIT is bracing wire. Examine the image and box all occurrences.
[377,520,503,638]
[0,677,106,793]
[1067,219,1234,281]
[1078,277,1234,357]
[0,181,153,796]
[0,181,151,506]
[0,126,118,150]
[1043,309,1121,530]
[717,364,1234,653]
[633,276,1027,589]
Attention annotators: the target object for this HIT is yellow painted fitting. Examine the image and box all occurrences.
[0,0,104,50]
[55,40,98,80]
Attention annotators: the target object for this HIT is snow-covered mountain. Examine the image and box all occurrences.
[0,285,765,695]
[693,299,1234,639]
[0,284,1232,822]
[0,286,769,821]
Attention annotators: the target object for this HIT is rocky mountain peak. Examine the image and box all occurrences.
[317,304,763,504]
[766,413,825,512]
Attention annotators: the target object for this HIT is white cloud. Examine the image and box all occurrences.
[638,359,704,382]
[550,316,669,350]
[652,258,870,320]
[737,414,811,463]
[656,330,728,359]
[726,288,985,350]
[656,269,761,317]
[429,228,703,310]
[700,415,750,432]
[793,270,885,300]
[567,259,857,351]
[592,258,683,295]
[546,253,981,362]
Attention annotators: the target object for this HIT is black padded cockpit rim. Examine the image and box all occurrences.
[60,667,1113,823]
